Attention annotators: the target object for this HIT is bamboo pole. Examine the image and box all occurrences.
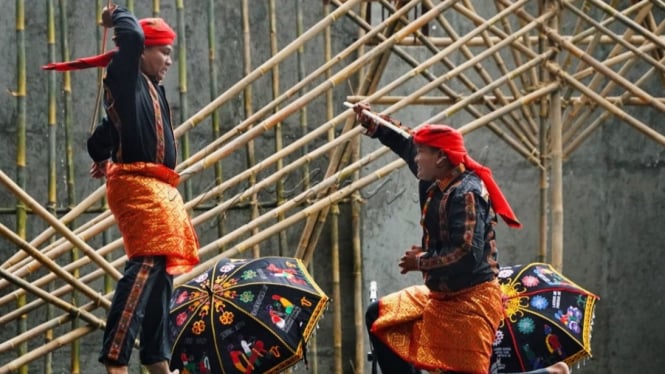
[207,0,225,240]
[269,0,288,256]
[296,0,310,194]
[536,0,549,263]
[330,203,342,374]
[175,0,191,202]
[45,0,58,372]
[241,0,261,259]
[352,3,367,372]
[295,2,316,369]
[13,0,28,371]
[350,115,364,374]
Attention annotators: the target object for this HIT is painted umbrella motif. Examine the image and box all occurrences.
[490,263,599,373]
[169,257,329,374]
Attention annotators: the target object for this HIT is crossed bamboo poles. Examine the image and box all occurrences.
[2,0,665,370]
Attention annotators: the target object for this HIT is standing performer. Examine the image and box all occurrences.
[354,103,569,374]
[43,5,199,374]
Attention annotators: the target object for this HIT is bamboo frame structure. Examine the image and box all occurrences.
[2,0,665,372]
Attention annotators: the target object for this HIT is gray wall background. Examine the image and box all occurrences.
[0,1,664,373]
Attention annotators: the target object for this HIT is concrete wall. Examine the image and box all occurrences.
[0,1,664,373]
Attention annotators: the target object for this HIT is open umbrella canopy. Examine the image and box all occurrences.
[490,263,599,373]
[169,256,329,374]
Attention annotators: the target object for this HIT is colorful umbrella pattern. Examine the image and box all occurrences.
[169,256,329,374]
[490,263,599,373]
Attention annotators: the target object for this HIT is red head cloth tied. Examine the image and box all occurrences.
[41,17,176,71]
[413,124,522,228]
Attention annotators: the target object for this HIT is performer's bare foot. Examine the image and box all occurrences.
[145,361,178,374]
[104,364,128,374]
[547,362,570,374]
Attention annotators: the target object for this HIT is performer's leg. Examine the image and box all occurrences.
[140,256,174,367]
[99,257,159,371]
[365,301,421,374]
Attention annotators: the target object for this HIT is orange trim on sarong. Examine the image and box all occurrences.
[371,281,502,374]
[106,162,199,275]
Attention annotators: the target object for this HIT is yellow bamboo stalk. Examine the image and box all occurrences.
[13,0,28,371]
[330,203,342,374]
[241,0,261,259]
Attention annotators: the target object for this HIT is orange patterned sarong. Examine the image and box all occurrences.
[106,162,199,275]
[371,281,502,374]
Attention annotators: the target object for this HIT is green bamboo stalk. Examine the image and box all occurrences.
[242,0,261,258]
[56,0,81,368]
[176,0,192,201]
[296,0,311,194]
[269,0,288,256]
[45,0,57,371]
[330,203,342,374]
[350,135,364,374]
[207,0,225,240]
[352,5,368,371]
[14,0,28,372]
[537,0,549,263]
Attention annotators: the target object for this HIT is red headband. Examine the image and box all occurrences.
[42,18,175,71]
[414,124,521,228]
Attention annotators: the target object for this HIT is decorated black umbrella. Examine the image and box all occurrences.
[490,263,599,373]
[169,256,329,374]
